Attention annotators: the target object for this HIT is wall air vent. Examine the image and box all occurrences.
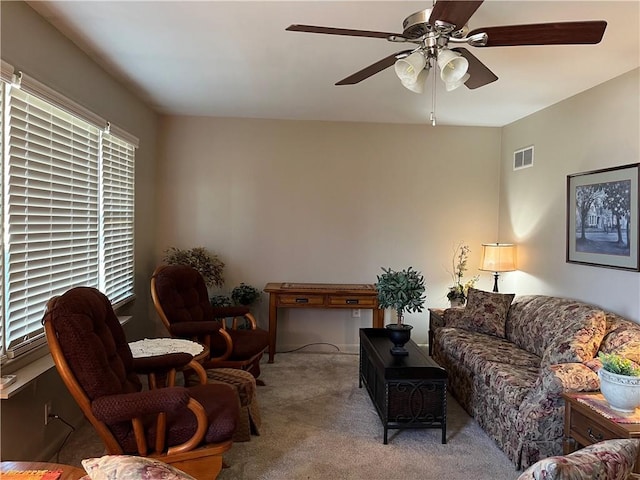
[513,146,534,170]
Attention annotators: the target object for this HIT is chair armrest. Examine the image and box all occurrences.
[169,322,234,362]
[132,352,193,374]
[210,306,250,318]
[210,306,258,330]
[91,387,190,423]
[169,321,222,337]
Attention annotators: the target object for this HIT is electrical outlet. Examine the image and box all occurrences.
[352,309,361,318]
[44,401,52,425]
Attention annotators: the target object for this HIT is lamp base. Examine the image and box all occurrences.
[492,272,500,293]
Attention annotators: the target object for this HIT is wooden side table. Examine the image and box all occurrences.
[562,392,640,472]
[428,308,445,356]
[129,338,209,387]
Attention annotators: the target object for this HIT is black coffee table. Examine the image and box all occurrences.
[359,328,448,444]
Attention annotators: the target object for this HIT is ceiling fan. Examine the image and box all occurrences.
[286,0,607,93]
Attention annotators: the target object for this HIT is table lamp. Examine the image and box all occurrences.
[479,243,517,292]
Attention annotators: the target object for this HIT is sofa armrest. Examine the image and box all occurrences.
[544,363,600,395]
[526,363,600,404]
[443,308,466,328]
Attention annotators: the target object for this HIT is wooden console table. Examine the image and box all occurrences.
[264,282,384,363]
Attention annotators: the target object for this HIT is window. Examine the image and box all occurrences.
[0,70,137,360]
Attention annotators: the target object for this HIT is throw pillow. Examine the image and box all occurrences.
[82,455,196,480]
[452,288,515,338]
[516,439,640,480]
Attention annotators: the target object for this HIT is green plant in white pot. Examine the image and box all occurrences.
[597,352,640,412]
[376,266,426,356]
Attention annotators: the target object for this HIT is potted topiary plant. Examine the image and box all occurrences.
[597,352,640,412]
[376,266,426,356]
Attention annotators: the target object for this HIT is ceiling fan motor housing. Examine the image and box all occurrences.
[402,9,435,38]
[402,9,459,39]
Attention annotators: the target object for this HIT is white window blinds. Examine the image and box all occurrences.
[0,71,137,359]
[100,132,135,305]
[5,88,100,353]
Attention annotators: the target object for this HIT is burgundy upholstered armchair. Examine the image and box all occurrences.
[151,265,269,382]
[43,287,239,479]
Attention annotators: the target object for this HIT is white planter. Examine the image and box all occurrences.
[598,368,640,412]
[449,298,465,308]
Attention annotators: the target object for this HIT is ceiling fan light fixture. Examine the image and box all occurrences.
[445,73,470,91]
[394,51,427,83]
[437,48,469,83]
[400,67,430,93]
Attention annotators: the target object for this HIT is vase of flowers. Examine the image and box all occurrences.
[446,242,478,307]
[376,266,426,356]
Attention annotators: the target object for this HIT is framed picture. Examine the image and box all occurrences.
[567,163,639,271]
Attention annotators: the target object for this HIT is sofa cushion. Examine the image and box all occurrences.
[477,361,540,407]
[516,439,640,480]
[437,327,541,371]
[448,288,515,338]
[505,296,607,365]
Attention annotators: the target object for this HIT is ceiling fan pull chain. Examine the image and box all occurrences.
[430,59,437,127]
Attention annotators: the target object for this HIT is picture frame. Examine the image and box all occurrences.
[566,163,639,271]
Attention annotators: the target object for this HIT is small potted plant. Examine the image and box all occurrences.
[376,266,426,356]
[231,283,261,306]
[163,246,225,289]
[210,294,233,307]
[446,242,478,307]
[597,352,640,412]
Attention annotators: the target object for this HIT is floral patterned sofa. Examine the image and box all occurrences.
[432,290,640,470]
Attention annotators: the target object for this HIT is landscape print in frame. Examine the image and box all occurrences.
[567,163,640,271]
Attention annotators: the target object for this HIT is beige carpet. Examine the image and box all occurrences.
[220,352,519,479]
[56,352,521,479]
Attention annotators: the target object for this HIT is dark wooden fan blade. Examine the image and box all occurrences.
[468,21,607,47]
[452,48,498,89]
[286,24,402,39]
[336,50,413,85]
[429,1,484,30]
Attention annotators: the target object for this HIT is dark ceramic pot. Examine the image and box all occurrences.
[385,323,413,356]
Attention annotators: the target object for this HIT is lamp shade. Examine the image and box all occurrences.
[437,49,469,83]
[401,68,430,93]
[479,243,517,272]
[394,52,427,83]
[445,73,470,92]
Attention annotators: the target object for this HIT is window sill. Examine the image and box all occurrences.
[1,316,132,399]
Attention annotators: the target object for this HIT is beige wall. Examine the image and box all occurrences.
[1,1,159,461]
[499,68,640,322]
[156,117,503,350]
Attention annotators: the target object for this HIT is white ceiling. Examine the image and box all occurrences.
[27,1,640,127]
